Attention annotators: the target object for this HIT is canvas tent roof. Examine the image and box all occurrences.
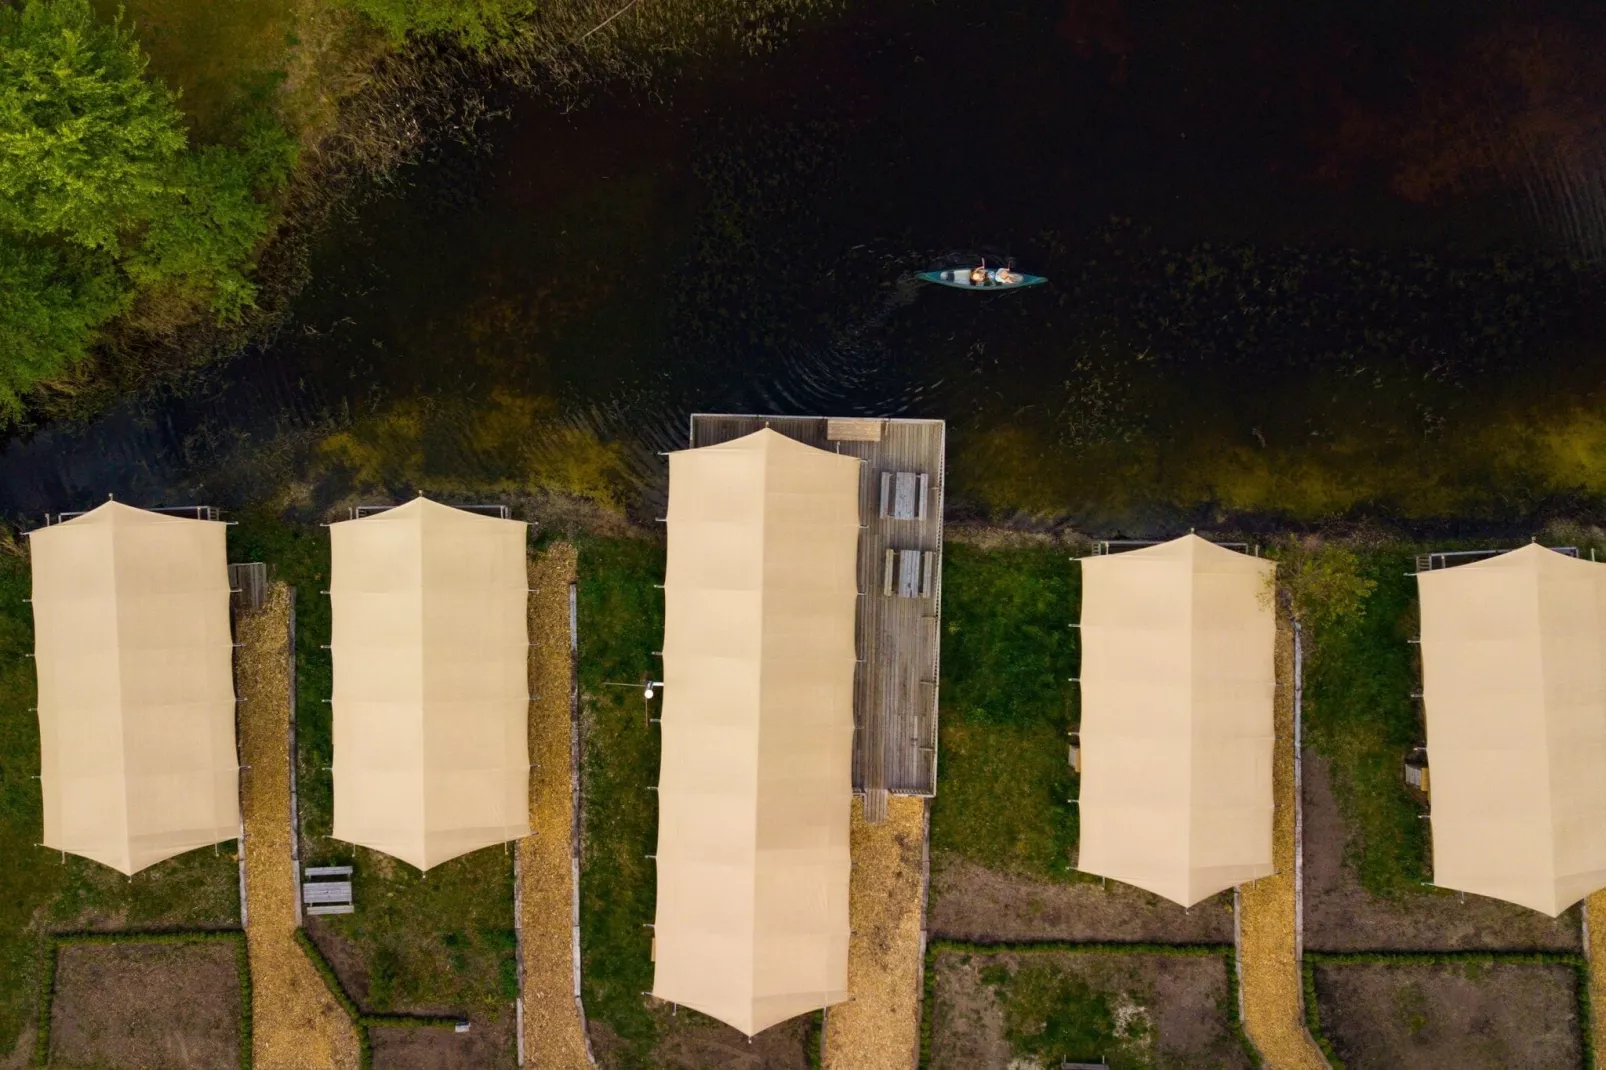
[651,428,860,1036]
[329,497,530,872]
[29,502,239,876]
[1075,534,1277,907]
[1418,543,1606,916]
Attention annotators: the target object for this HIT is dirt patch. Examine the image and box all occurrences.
[1311,961,1582,1069]
[652,1008,817,1069]
[929,948,1252,1070]
[928,853,1234,944]
[49,941,240,1069]
[1302,756,1582,951]
[369,1010,514,1070]
[305,919,372,1005]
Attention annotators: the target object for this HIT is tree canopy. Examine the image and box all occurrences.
[0,0,294,419]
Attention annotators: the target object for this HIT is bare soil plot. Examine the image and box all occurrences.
[1302,756,1581,951]
[928,948,1252,1070]
[1310,961,1582,1070]
[49,941,240,1069]
[928,853,1234,944]
[597,1009,817,1070]
[369,1012,515,1069]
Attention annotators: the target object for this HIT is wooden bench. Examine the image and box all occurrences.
[878,471,929,520]
[302,865,354,916]
[883,548,936,599]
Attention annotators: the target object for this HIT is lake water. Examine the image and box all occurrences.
[3,0,1604,531]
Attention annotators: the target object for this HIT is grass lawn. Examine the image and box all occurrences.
[575,536,664,1066]
[930,543,1080,880]
[1301,547,1428,898]
[229,513,518,1044]
[0,552,240,1059]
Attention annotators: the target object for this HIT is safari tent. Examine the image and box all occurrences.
[651,429,860,1036]
[1076,534,1278,907]
[29,502,240,876]
[1417,543,1606,916]
[329,498,531,872]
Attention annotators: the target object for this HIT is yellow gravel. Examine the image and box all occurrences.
[237,583,361,1070]
[823,794,927,1070]
[1586,891,1606,1069]
[1237,616,1328,1070]
[519,544,593,1069]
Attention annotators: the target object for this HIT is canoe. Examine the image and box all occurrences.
[917,268,1047,290]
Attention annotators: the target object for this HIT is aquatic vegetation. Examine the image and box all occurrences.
[316,389,632,508]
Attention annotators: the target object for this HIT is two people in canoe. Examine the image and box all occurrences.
[969,261,1023,286]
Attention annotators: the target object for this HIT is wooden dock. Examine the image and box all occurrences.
[689,414,945,822]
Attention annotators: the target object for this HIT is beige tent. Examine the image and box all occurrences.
[329,498,530,871]
[652,429,860,1036]
[1418,543,1606,916]
[1076,534,1277,907]
[30,502,239,876]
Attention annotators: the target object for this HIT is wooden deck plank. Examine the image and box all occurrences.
[689,415,945,812]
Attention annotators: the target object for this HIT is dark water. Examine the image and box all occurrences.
[4,0,1606,530]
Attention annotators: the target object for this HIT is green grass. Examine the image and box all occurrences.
[320,847,517,1016]
[930,543,1080,879]
[1301,548,1429,898]
[575,535,664,1067]
[0,552,240,1056]
[230,512,516,1036]
[990,957,1152,1068]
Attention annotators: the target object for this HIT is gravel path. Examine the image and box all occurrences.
[1587,892,1606,1069]
[1237,617,1328,1070]
[518,545,593,1069]
[823,794,927,1070]
[238,583,361,1070]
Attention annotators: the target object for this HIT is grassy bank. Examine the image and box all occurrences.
[575,536,664,1065]
[930,542,1080,880]
[1300,547,1428,898]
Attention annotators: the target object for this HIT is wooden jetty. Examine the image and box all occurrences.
[689,414,945,822]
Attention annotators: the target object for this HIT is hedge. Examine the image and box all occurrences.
[294,928,464,1070]
[1301,948,1593,1070]
[918,939,1255,1070]
[34,928,251,1069]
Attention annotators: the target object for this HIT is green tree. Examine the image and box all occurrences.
[0,0,296,418]
[0,236,128,415]
[0,0,185,251]
[1278,538,1378,634]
